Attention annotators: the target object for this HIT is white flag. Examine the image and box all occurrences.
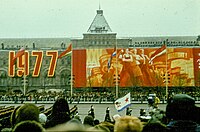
[114,93,131,112]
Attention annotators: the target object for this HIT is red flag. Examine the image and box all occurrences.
[149,44,166,63]
[13,47,25,61]
[58,44,72,59]
[150,44,166,59]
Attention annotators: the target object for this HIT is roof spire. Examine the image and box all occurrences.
[87,3,112,33]
[99,0,101,10]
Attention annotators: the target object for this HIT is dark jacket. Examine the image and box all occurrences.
[44,98,71,128]
[44,112,71,128]
[167,120,200,132]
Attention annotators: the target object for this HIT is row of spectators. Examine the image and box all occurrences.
[1,90,200,103]
[1,93,200,132]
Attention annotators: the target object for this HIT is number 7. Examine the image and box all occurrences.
[46,51,58,77]
[32,51,43,77]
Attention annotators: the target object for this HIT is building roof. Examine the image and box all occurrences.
[119,36,197,42]
[0,38,71,49]
[0,36,197,49]
[87,9,112,33]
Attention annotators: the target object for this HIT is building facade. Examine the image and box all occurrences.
[0,8,199,93]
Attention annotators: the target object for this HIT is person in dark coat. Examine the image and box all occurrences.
[88,105,95,119]
[12,120,45,132]
[166,94,200,132]
[44,98,71,128]
[104,107,111,122]
[83,115,94,128]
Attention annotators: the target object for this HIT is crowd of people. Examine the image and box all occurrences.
[1,89,200,104]
[0,93,200,132]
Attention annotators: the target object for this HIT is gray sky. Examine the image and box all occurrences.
[0,0,199,38]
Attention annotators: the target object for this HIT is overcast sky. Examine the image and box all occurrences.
[0,0,199,38]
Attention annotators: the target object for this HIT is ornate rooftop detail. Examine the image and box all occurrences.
[87,9,112,33]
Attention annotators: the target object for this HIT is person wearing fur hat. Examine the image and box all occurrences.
[15,103,40,125]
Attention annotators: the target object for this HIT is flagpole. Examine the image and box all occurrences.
[115,39,118,98]
[23,74,26,95]
[165,40,168,101]
[70,44,73,97]
[23,49,26,96]
[23,73,26,96]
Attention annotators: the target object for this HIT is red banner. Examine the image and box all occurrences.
[193,48,200,86]
[73,49,86,87]
[72,47,197,87]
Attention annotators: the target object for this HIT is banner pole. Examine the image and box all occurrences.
[23,50,26,96]
[165,40,168,101]
[115,39,118,98]
[71,44,73,97]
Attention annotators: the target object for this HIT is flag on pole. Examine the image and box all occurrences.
[149,44,166,63]
[58,44,72,59]
[114,92,131,112]
[12,47,25,62]
[107,46,116,69]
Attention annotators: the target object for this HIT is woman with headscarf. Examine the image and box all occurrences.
[44,98,71,128]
